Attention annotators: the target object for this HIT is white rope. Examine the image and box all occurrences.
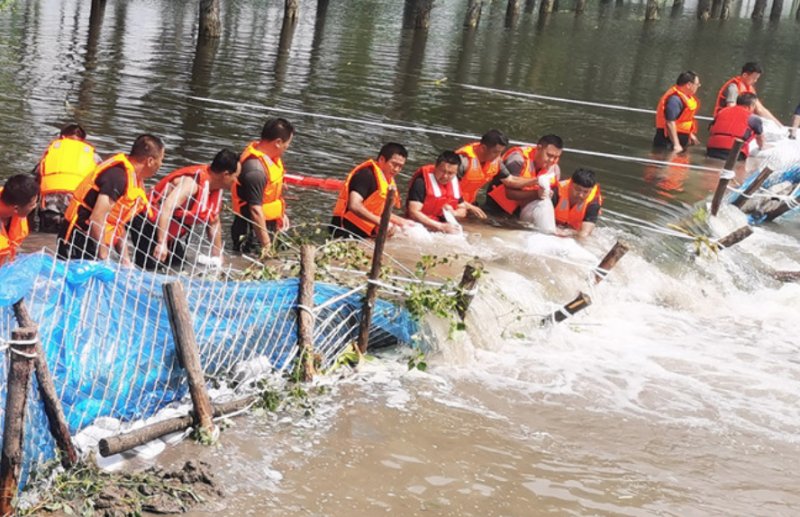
[0,337,39,347]
[720,168,735,180]
[313,285,365,312]
[456,83,716,122]
[296,304,315,317]
[186,95,721,173]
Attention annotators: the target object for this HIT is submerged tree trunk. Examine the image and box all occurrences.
[525,0,537,13]
[539,0,555,15]
[198,0,221,39]
[506,0,521,26]
[751,0,767,19]
[710,0,722,18]
[645,0,658,19]
[464,0,483,28]
[284,0,299,25]
[575,0,587,14]
[404,0,434,29]
[720,0,732,18]
[697,0,711,20]
[769,0,783,20]
[796,1,800,21]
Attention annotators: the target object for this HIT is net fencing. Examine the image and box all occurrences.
[0,188,431,491]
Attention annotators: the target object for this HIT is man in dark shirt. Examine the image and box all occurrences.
[231,118,294,253]
[57,134,165,263]
[653,71,701,153]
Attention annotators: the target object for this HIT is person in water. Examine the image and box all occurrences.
[0,174,40,267]
[789,102,800,139]
[653,71,702,153]
[552,168,602,239]
[330,142,415,239]
[405,150,467,234]
[713,62,781,125]
[707,93,765,161]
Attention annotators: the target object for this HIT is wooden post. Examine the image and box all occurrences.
[645,0,659,20]
[284,0,299,25]
[710,139,744,216]
[539,0,555,16]
[593,241,630,284]
[506,0,522,26]
[769,0,783,20]
[198,0,221,39]
[464,0,483,28]
[763,189,800,222]
[751,0,767,19]
[540,292,592,326]
[731,167,772,208]
[456,264,481,320]
[297,245,317,382]
[98,395,257,457]
[356,189,395,354]
[162,282,215,439]
[716,226,753,249]
[12,301,77,469]
[0,328,37,515]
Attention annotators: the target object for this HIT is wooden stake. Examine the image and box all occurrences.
[716,226,753,249]
[710,139,744,216]
[763,190,800,222]
[99,395,258,457]
[297,244,317,382]
[162,282,215,439]
[12,301,77,469]
[0,328,37,516]
[356,188,396,354]
[593,241,630,284]
[456,264,481,320]
[541,292,592,326]
[772,270,800,282]
[731,167,772,208]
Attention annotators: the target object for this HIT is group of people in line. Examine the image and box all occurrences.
[3,59,798,271]
[653,61,800,159]
[0,116,602,270]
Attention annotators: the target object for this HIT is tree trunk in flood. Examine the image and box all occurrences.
[645,0,658,19]
[751,0,767,19]
[404,0,434,29]
[720,0,732,19]
[769,0,783,20]
[525,0,537,13]
[540,0,555,15]
[506,0,521,26]
[464,0,483,28]
[710,0,722,17]
[575,0,587,14]
[284,0,299,25]
[697,0,711,20]
[797,1,800,20]
[198,0,221,39]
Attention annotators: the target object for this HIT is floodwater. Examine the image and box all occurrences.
[3,0,800,515]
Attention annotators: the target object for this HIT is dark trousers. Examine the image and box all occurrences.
[57,222,100,261]
[231,215,277,254]
[652,130,690,150]
[128,214,188,271]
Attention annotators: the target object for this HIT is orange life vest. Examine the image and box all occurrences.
[554,180,602,231]
[487,146,558,214]
[149,165,222,240]
[231,142,285,222]
[714,76,756,117]
[39,137,97,205]
[406,164,461,221]
[707,105,756,158]
[456,142,502,204]
[0,188,30,266]
[655,86,699,136]
[63,153,149,246]
[332,160,400,237]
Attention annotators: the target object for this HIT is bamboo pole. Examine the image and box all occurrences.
[731,167,772,208]
[297,244,317,382]
[0,328,37,516]
[356,188,396,354]
[593,241,630,284]
[99,396,258,457]
[162,282,215,439]
[710,139,744,216]
[540,292,592,326]
[464,0,483,28]
[716,226,753,249]
[456,264,481,320]
[12,301,77,469]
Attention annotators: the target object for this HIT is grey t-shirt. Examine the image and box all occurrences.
[725,83,740,106]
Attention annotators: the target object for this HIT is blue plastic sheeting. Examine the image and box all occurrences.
[729,166,800,224]
[0,252,417,489]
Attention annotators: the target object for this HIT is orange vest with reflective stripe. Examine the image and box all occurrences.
[149,165,222,239]
[0,189,30,266]
[456,142,501,204]
[63,153,149,246]
[554,180,602,231]
[406,164,461,221]
[488,146,558,214]
[231,142,285,222]
[39,137,97,200]
[707,105,756,158]
[332,160,400,237]
[714,76,756,117]
[655,86,699,136]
